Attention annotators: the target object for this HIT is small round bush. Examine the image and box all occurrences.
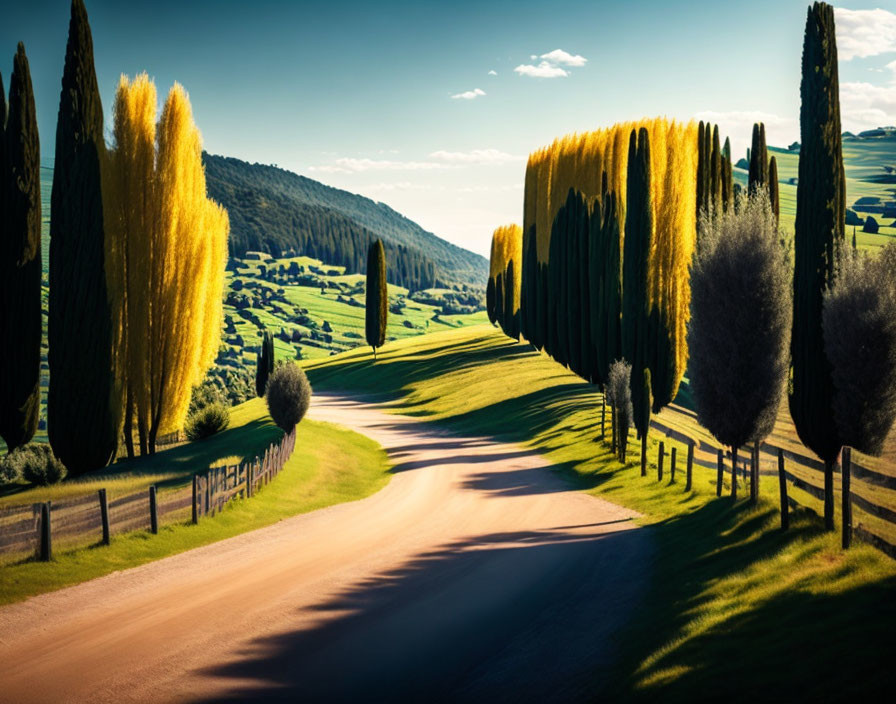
[185,402,231,441]
[7,444,67,486]
[266,363,312,432]
[0,453,21,483]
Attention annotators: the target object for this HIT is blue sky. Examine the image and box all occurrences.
[2,0,895,256]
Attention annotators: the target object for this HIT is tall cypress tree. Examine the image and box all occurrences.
[721,136,733,212]
[1,45,41,452]
[623,128,653,439]
[365,239,388,359]
[49,0,117,473]
[503,261,518,340]
[486,276,497,326]
[255,330,275,397]
[791,1,845,529]
[696,121,705,220]
[768,156,780,223]
[749,122,769,195]
[711,124,722,214]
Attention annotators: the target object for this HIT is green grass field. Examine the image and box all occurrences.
[0,399,392,605]
[305,325,896,700]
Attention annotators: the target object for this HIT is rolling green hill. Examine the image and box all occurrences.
[203,154,489,287]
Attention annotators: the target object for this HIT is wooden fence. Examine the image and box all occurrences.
[0,429,296,563]
[631,413,896,559]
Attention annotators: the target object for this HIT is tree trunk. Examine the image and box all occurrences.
[611,404,617,457]
[124,394,135,460]
[731,446,738,499]
[749,444,759,503]
[600,392,606,440]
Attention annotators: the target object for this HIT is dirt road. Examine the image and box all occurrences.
[0,394,650,703]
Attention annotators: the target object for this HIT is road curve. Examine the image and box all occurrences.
[0,394,651,703]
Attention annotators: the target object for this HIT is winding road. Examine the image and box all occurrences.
[0,394,650,703]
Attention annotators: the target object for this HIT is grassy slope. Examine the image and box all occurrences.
[0,400,391,605]
[305,325,896,701]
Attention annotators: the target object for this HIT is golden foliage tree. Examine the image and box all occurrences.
[520,118,697,409]
[105,76,228,454]
[488,224,522,338]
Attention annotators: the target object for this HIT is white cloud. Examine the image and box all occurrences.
[539,49,587,67]
[451,88,486,100]
[309,157,451,173]
[530,54,537,60]
[514,61,569,78]
[428,148,523,165]
[488,69,497,76]
[840,80,896,133]
[834,8,896,60]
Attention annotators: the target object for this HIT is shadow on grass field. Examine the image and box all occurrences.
[305,325,896,700]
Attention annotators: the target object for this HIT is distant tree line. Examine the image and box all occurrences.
[204,158,439,291]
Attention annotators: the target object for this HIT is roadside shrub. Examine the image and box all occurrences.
[5,444,67,486]
[0,454,21,482]
[823,244,896,455]
[689,193,791,460]
[185,402,230,441]
[266,363,312,432]
[607,360,633,462]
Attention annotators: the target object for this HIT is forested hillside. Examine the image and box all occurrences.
[203,154,489,287]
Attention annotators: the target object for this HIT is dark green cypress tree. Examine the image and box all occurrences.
[721,136,733,212]
[696,121,705,221]
[365,239,388,358]
[623,128,653,439]
[255,330,275,397]
[702,124,712,215]
[0,45,41,452]
[524,225,539,346]
[503,261,518,340]
[768,156,780,223]
[494,272,505,331]
[791,1,845,530]
[486,276,497,325]
[49,0,117,474]
[566,190,582,375]
[588,194,604,385]
[602,188,622,384]
[538,262,549,353]
[579,192,592,381]
[711,124,722,214]
[749,122,769,195]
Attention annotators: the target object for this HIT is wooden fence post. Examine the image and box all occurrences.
[601,394,606,440]
[685,442,694,492]
[731,447,738,500]
[658,442,665,482]
[640,434,647,477]
[247,461,254,498]
[149,485,158,534]
[99,489,110,545]
[192,475,199,524]
[204,472,210,516]
[670,447,677,483]
[39,501,52,561]
[778,449,789,530]
[842,447,852,550]
[716,449,723,497]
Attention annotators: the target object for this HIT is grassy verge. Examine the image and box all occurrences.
[305,324,896,700]
[0,411,391,605]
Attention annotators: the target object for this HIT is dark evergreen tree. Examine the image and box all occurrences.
[711,124,722,213]
[486,276,497,325]
[722,137,733,212]
[49,0,117,474]
[503,260,518,340]
[365,239,388,358]
[697,121,705,221]
[494,272,505,331]
[565,190,583,374]
[791,1,845,530]
[0,45,41,452]
[623,128,653,439]
[255,330,275,397]
[702,124,712,215]
[768,156,780,222]
[749,122,769,195]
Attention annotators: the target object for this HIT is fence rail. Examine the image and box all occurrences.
[0,429,296,563]
[644,413,896,559]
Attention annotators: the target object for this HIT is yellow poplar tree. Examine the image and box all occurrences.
[105,76,228,454]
